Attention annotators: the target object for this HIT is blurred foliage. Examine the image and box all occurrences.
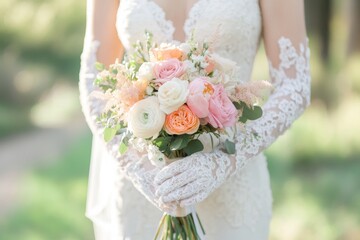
[0,134,93,240]
[0,0,85,136]
[0,0,359,239]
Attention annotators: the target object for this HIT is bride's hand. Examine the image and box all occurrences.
[154,151,234,207]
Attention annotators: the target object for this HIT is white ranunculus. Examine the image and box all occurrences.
[211,53,237,73]
[137,62,155,81]
[147,144,166,168]
[158,78,189,114]
[128,96,165,139]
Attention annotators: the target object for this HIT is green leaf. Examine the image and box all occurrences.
[103,127,117,142]
[183,139,204,155]
[95,62,105,71]
[239,115,248,123]
[224,139,236,154]
[242,105,263,120]
[233,101,243,110]
[119,141,128,155]
[170,135,191,151]
[153,136,171,152]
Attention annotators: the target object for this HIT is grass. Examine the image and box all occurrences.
[0,133,93,240]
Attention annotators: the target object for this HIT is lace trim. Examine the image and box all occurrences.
[183,0,209,39]
[235,37,311,171]
[144,0,174,42]
[144,0,208,41]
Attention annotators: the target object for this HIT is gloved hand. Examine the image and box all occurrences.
[154,149,235,207]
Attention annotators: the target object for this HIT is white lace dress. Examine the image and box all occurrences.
[79,0,311,239]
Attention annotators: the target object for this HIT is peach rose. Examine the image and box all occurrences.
[153,58,185,84]
[164,105,200,135]
[151,45,184,61]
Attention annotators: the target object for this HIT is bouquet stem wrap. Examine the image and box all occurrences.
[154,205,206,240]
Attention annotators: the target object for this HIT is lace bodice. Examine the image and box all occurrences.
[116,0,262,83]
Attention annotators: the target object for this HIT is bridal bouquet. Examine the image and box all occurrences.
[93,32,271,239]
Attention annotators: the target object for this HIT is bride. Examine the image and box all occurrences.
[79,0,311,239]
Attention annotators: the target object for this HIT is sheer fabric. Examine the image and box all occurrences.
[79,0,310,239]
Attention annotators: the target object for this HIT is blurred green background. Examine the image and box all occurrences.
[0,0,359,239]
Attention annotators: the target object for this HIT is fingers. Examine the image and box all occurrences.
[157,201,177,213]
[180,190,208,208]
[155,170,197,197]
[160,179,205,203]
[154,160,190,185]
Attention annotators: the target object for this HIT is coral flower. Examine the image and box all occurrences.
[164,105,200,135]
[151,45,184,61]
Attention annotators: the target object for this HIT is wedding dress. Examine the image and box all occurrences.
[79,0,311,239]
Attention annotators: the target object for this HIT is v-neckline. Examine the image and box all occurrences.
[144,0,207,42]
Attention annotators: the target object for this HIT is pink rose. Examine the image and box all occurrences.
[186,78,215,118]
[153,58,185,84]
[206,85,237,128]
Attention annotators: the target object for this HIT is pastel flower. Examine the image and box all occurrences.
[137,62,155,81]
[206,85,238,128]
[153,58,186,84]
[235,81,273,107]
[178,43,191,55]
[164,105,200,135]
[128,96,165,139]
[158,78,189,114]
[151,44,184,61]
[119,79,148,109]
[147,144,166,167]
[211,53,237,72]
[205,56,216,74]
[186,77,214,118]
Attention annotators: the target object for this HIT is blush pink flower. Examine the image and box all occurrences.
[186,78,215,118]
[206,85,237,128]
[153,58,185,84]
[117,79,148,111]
[204,56,216,74]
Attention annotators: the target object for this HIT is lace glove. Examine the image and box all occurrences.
[79,40,175,212]
[155,37,311,207]
[155,147,234,207]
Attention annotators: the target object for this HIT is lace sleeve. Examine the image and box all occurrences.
[79,0,162,209]
[234,37,311,170]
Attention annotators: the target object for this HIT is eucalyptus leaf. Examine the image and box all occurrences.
[119,141,128,155]
[183,139,204,155]
[224,139,236,154]
[153,137,171,147]
[103,127,117,142]
[239,115,248,123]
[170,135,190,151]
[242,105,263,120]
[233,101,243,110]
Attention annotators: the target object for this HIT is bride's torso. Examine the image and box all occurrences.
[110,1,272,236]
[116,0,262,83]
